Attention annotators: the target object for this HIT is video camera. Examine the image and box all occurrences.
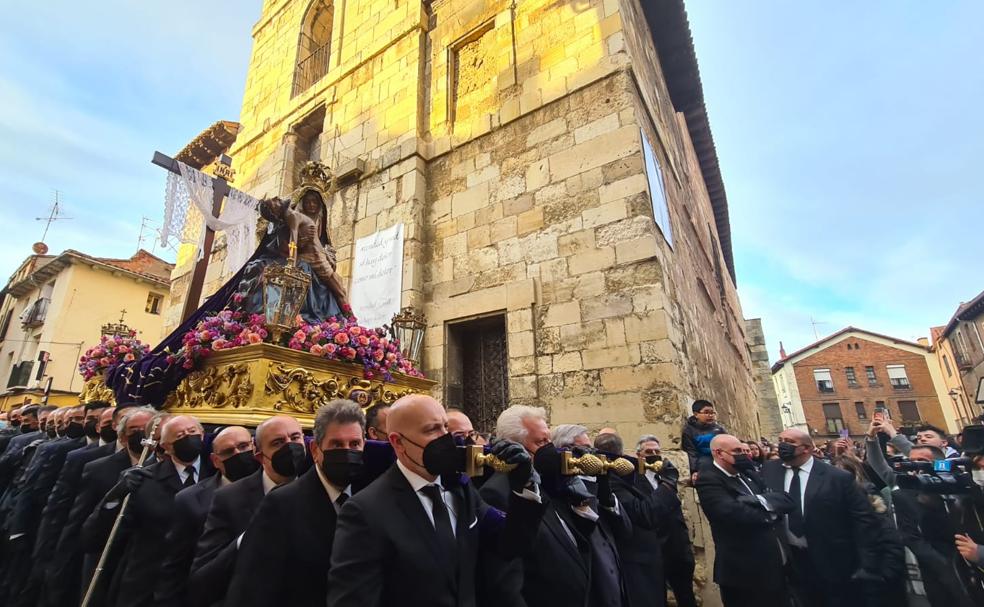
[894,457,975,495]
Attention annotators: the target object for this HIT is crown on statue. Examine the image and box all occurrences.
[297,161,332,193]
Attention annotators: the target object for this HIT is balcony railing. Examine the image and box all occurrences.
[21,298,49,328]
[816,380,834,393]
[6,360,34,388]
[292,43,331,97]
[890,378,911,390]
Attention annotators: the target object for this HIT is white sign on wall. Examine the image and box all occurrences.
[349,223,404,329]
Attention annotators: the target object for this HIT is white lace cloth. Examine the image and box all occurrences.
[161,161,259,276]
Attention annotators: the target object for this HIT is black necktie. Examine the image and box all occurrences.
[183,466,196,488]
[421,484,457,560]
[335,492,348,510]
[788,467,805,537]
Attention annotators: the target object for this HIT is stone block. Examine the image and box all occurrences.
[604,318,626,347]
[451,181,491,218]
[581,293,634,322]
[503,194,534,217]
[573,272,605,299]
[582,201,627,228]
[444,232,467,257]
[543,301,581,327]
[567,246,615,276]
[552,352,583,373]
[508,330,535,358]
[491,216,518,241]
[560,320,607,351]
[507,308,533,333]
[517,207,545,236]
[511,355,536,376]
[467,226,491,249]
[558,229,596,257]
[599,173,648,204]
[582,345,639,370]
[624,311,670,343]
[509,375,538,400]
[526,160,550,191]
[573,113,620,145]
[526,118,568,147]
[615,234,660,264]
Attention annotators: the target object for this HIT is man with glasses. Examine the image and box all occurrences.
[156,426,255,607]
[189,415,303,607]
[447,408,486,445]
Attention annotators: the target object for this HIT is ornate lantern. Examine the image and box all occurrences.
[101,309,131,337]
[390,307,426,368]
[260,259,311,344]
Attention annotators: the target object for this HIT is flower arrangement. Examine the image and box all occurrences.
[78,331,149,381]
[287,316,423,381]
[170,309,268,370]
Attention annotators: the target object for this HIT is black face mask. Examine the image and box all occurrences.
[777,442,800,462]
[270,442,307,478]
[413,432,460,477]
[47,426,58,439]
[127,430,146,455]
[65,421,85,440]
[83,419,99,440]
[320,448,364,487]
[10,420,20,429]
[222,451,261,482]
[172,434,203,464]
[732,454,757,473]
[21,423,34,434]
[100,426,118,444]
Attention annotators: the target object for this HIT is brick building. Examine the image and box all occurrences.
[771,327,956,440]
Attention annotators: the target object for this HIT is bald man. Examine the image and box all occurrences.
[762,429,879,607]
[86,415,210,607]
[696,435,793,606]
[156,426,255,607]
[189,415,301,607]
[327,394,544,607]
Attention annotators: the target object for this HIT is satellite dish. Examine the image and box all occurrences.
[32,242,49,255]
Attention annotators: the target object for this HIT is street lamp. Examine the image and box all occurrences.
[390,307,426,369]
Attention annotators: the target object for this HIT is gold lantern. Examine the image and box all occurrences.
[390,307,426,368]
[260,255,311,344]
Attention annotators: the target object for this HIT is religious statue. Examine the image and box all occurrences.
[231,161,349,322]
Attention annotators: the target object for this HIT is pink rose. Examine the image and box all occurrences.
[373,350,385,361]
[349,326,362,336]
[213,338,228,350]
[324,343,337,355]
[309,344,324,356]
[123,353,135,362]
[247,333,263,344]
[334,333,349,345]
[199,330,212,341]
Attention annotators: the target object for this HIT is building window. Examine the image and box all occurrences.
[865,366,877,386]
[942,354,953,377]
[855,401,867,420]
[640,129,673,246]
[444,315,509,434]
[813,368,834,392]
[292,0,334,97]
[887,364,910,389]
[845,366,858,387]
[823,403,845,434]
[145,293,164,315]
[0,310,11,341]
[898,401,920,424]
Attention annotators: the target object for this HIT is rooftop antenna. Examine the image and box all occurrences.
[137,216,161,254]
[809,317,828,340]
[33,190,73,254]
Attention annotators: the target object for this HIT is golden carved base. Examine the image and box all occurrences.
[163,343,435,428]
[79,377,117,405]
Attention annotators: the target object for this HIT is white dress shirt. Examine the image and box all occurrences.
[261,470,279,495]
[397,460,459,535]
[782,456,814,547]
[314,461,352,513]
[713,461,772,510]
[174,456,201,485]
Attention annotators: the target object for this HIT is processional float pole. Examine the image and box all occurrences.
[81,415,164,607]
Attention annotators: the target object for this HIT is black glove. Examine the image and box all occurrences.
[491,439,533,491]
[760,491,795,514]
[596,473,616,509]
[105,466,153,502]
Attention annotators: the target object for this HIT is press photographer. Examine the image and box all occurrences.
[892,426,984,607]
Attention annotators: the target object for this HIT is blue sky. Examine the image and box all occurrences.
[687,1,984,358]
[1,1,981,362]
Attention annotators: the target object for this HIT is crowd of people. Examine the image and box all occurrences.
[0,396,981,607]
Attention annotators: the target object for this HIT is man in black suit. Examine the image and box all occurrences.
[593,432,680,607]
[365,402,391,440]
[762,428,879,607]
[697,434,793,606]
[50,405,152,607]
[227,402,365,606]
[327,394,543,607]
[3,405,87,606]
[0,407,24,454]
[83,413,205,607]
[189,414,302,607]
[0,405,48,493]
[34,405,116,607]
[155,425,255,607]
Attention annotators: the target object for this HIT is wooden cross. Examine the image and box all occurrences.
[152,151,234,323]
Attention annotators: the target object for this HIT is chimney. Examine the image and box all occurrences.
[779,341,787,359]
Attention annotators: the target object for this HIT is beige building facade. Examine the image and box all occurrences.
[0,250,172,410]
